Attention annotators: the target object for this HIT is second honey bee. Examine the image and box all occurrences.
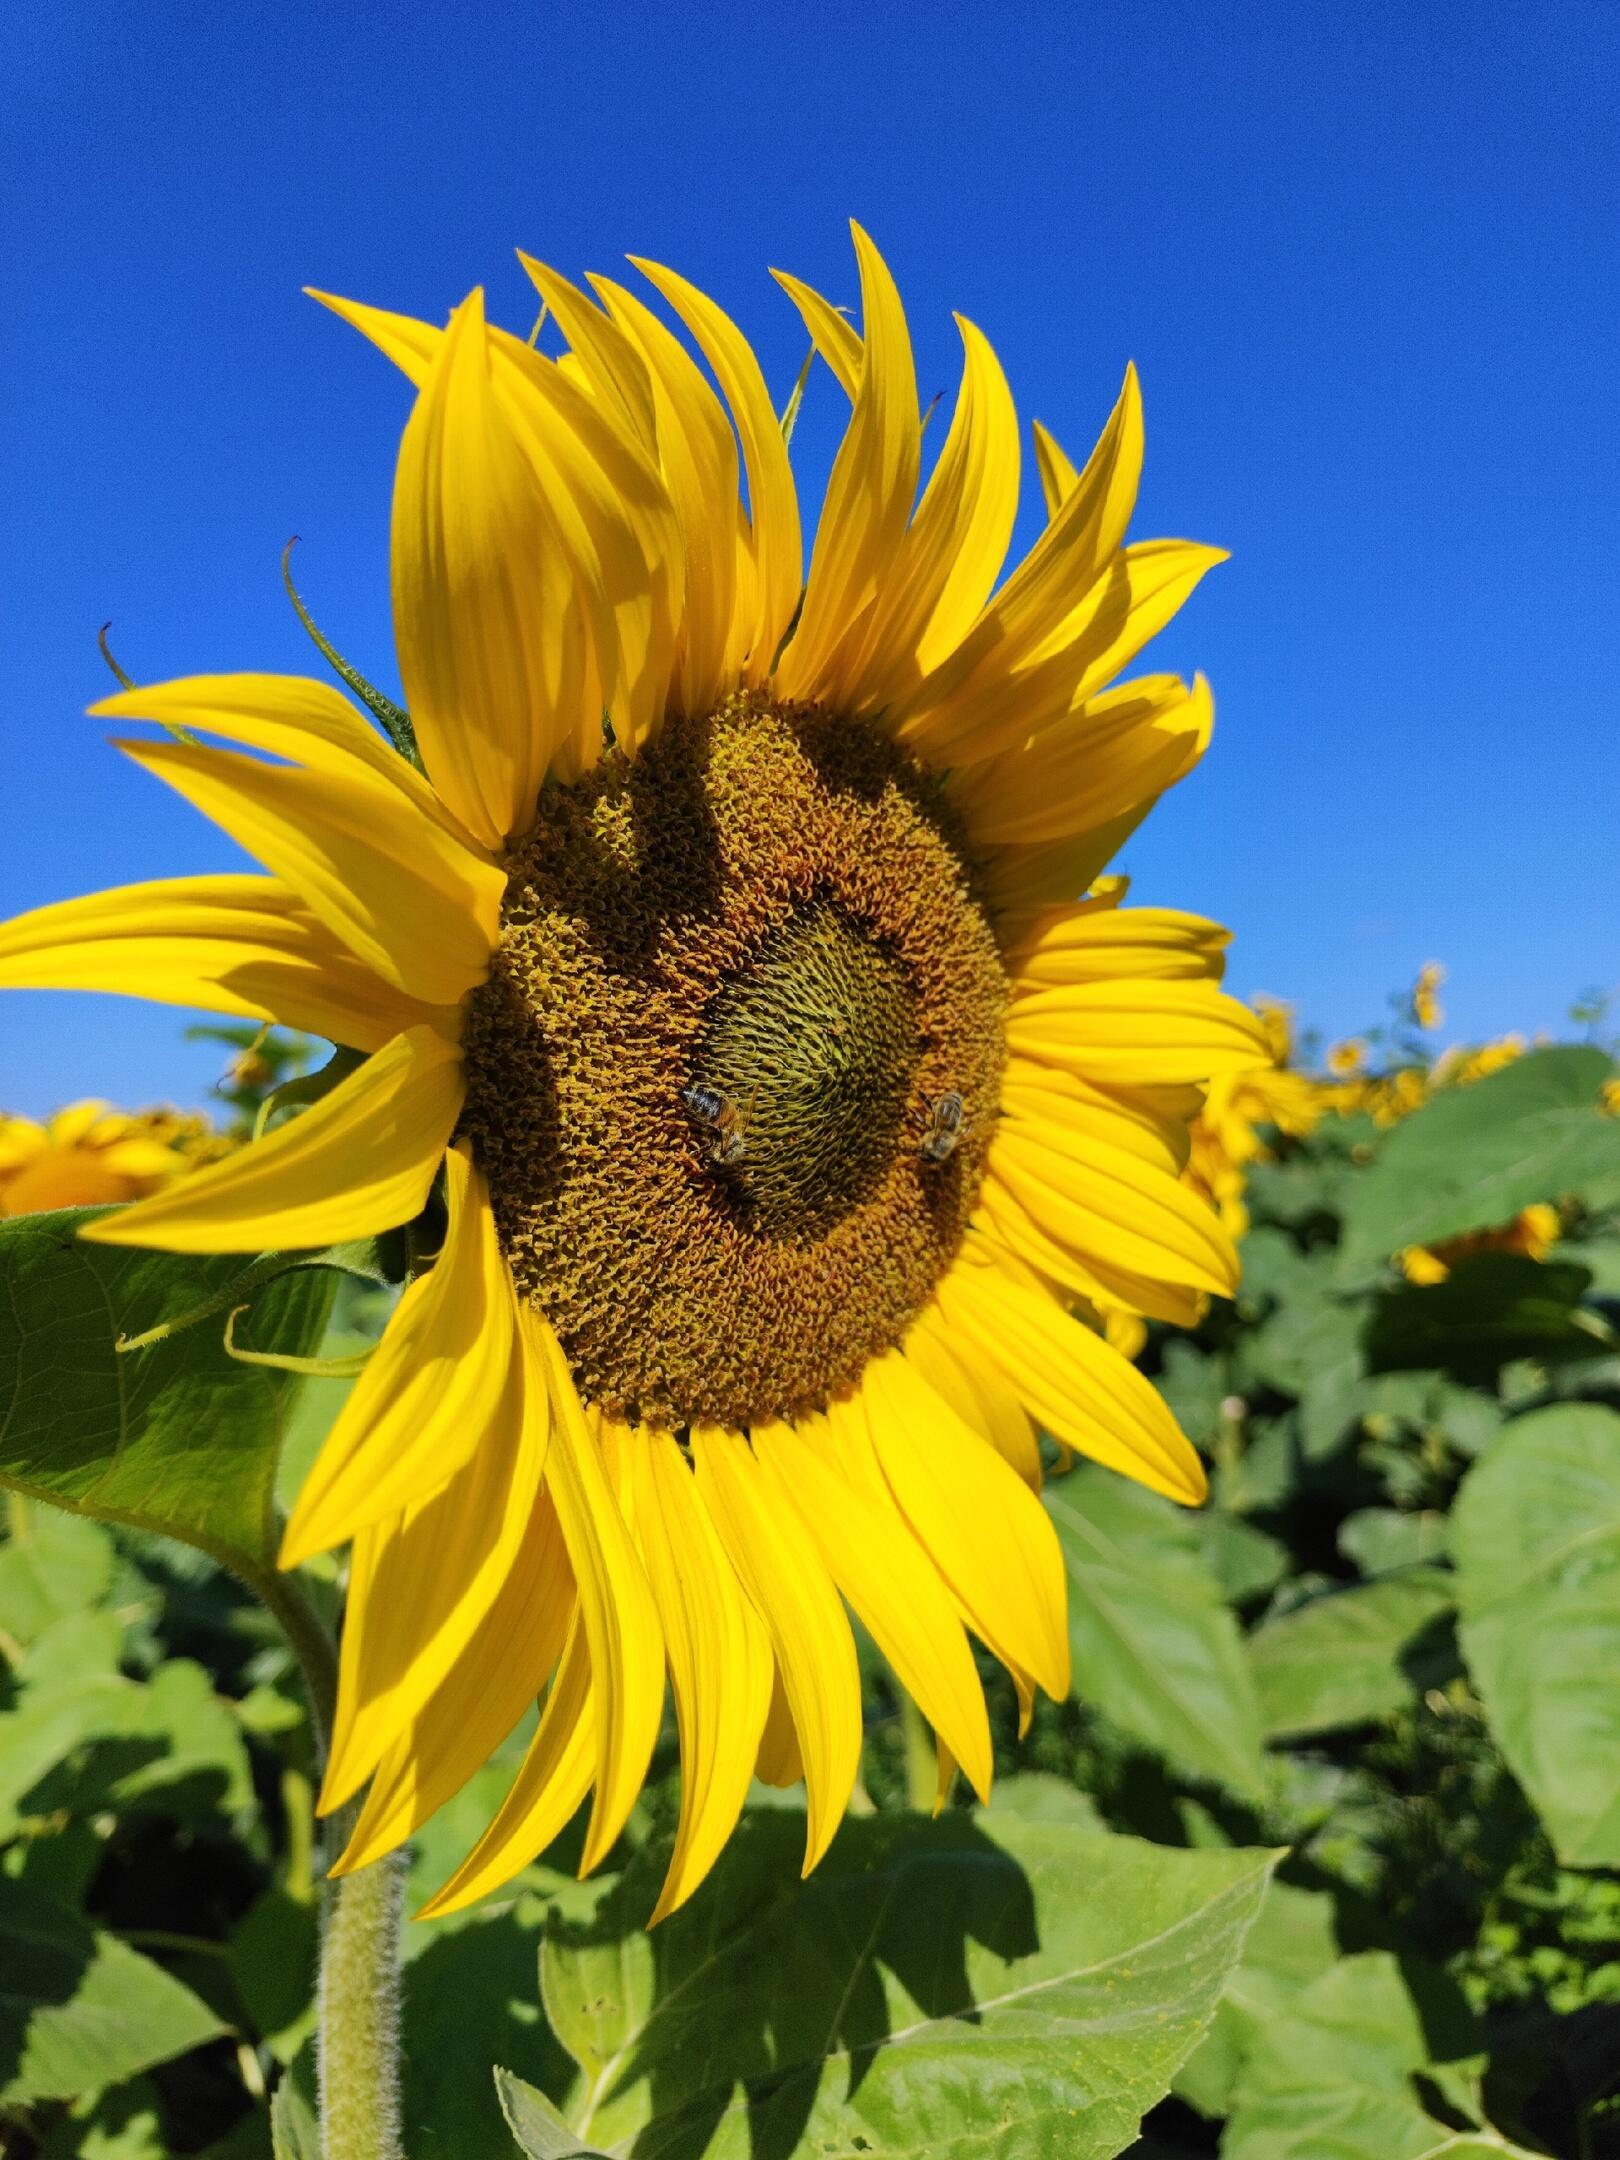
[919,1089,970,1164]
[681,1081,758,1166]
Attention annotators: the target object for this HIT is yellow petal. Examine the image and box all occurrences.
[890,366,1142,737]
[532,1316,664,1875]
[1005,979,1271,1086]
[770,268,864,397]
[88,673,484,854]
[753,1664,803,1788]
[1032,418,1082,520]
[632,1430,773,1922]
[112,736,501,1007]
[775,225,920,703]
[1000,1061,1191,1176]
[976,1184,1206,1329]
[859,1349,1069,1703]
[632,256,804,685]
[416,1609,596,1919]
[333,1488,573,1874]
[756,1414,993,1802]
[964,676,1214,846]
[839,315,1021,711]
[592,274,741,713]
[988,1124,1239,1296]
[691,1424,861,1873]
[319,1329,541,1810]
[903,1309,1042,1488]
[79,1025,462,1253]
[0,875,447,1052]
[392,290,584,847]
[517,254,658,448]
[1004,896,1229,988]
[280,1151,519,1566]
[936,1261,1206,1504]
[904,543,1226,770]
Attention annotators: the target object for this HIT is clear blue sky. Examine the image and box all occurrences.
[4,0,1616,1117]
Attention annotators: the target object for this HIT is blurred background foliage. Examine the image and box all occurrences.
[2,985,1619,2158]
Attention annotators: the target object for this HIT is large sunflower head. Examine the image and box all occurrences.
[0,226,1268,1919]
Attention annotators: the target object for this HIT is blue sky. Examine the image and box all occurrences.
[4,0,1616,1117]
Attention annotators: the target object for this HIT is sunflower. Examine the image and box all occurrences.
[0,227,1267,1919]
[0,1100,223,1216]
[1185,998,1324,1239]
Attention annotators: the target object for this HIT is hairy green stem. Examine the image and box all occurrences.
[256,1561,406,2158]
[317,1843,408,2160]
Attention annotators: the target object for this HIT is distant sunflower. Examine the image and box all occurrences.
[0,1100,222,1215]
[0,227,1266,1917]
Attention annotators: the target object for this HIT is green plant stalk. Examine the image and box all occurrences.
[255,1561,406,2159]
[900,1690,937,1813]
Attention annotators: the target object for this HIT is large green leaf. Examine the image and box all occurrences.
[499,1808,1277,2159]
[1046,1469,1269,1799]
[1363,1257,1610,1379]
[1339,1046,1620,1267]
[1221,1951,1534,2160]
[0,1209,333,1576]
[0,1880,222,2104]
[1451,1402,1620,1864]
[1247,1571,1455,1738]
[1173,1880,1339,2117]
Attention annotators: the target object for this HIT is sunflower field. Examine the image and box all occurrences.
[3,997,1617,2160]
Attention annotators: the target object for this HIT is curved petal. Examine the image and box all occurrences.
[859,1349,1069,1703]
[517,254,658,448]
[755,1414,993,1802]
[774,225,921,702]
[393,290,583,847]
[532,1317,664,1875]
[988,1125,1239,1296]
[633,1429,773,1922]
[319,1323,542,1811]
[845,314,1021,710]
[592,274,742,712]
[416,1609,596,1920]
[935,1260,1206,1504]
[333,1488,573,1875]
[89,674,484,853]
[280,1149,520,1565]
[113,736,502,1007]
[79,1024,462,1253]
[963,676,1214,846]
[903,1310,1042,1488]
[1004,898,1230,989]
[630,256,805,687]
[0,875,448,1052]
[771,269,863,396]
[1004,979,1272,1086]
[691,1423,861,1874]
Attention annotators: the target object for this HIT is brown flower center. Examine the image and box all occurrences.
[460,692,1007,1429]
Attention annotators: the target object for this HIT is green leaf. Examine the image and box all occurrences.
[0,1507,114,1645]
[1046,1468,1269,1798]
[498,2068,611,2159]
[1221,1950,1535,2160]
[1173,1879,1339,2117]
[0,1880,223,2104]
[0,1209,334,1577]
[510,1808,1277,2160]
[1247,1571,1455,1737]
[1451,1401,1620,1865]
[1339,1046,1620,1266]
[1364,1257,1610,1380]
[269,2044,319,2160]
[1195,1511,1291,1604]
[36,2076,170,2158]
[1338,1509,1448,1576]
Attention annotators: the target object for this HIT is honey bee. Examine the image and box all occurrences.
[681,1081,758,1166]
[919,1089,970,1164]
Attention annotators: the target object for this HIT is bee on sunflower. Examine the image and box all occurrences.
[0,226,1267,1919]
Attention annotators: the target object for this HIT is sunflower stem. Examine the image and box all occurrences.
[254,1565,406,2155]
[900,1691,936,1814]
[316,1843,408,2160]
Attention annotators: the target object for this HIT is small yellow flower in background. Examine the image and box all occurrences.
[1185,998,1323,1239]
[1410,961,1445,1031]
[1327,1037,1366,1079]
[1432,1033,1527,1089]
[0,228,1269,1919]
[0,1101,224,1217]
[1399,1201,1562,1285]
